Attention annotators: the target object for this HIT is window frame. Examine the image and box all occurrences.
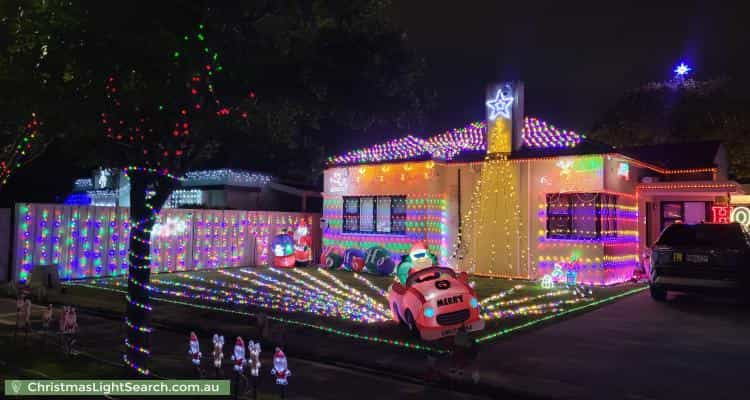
[342,195,407,235]
[545,192,619,240]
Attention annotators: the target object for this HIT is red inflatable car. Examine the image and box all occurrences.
[388,266,484,341]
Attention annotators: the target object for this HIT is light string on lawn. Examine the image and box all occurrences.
[65,280,443,353]
[482,288,572,310]
[476,286,647,342]
[291,268,390,317]
[480,297,591,320]
[240,268,389,322]
[351,272,388,298]
[479,284,524,305]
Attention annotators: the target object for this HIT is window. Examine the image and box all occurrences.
[343,195,407,234]
[660,201,711,230]
[546,193,618,240]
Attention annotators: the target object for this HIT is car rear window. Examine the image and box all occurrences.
[656,223,749,248]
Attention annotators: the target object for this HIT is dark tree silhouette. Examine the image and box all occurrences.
[591,77,750,181]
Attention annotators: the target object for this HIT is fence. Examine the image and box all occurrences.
[13,203,320,282]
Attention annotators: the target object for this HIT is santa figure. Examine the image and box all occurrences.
[188,332,202,369]
[271,347,292,388]
[293,221,312,266]
[230,336,246,373]
[396,242,436,284]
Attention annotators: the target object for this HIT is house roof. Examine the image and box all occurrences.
[326,119,723,172]
[327,117,588,166]
[617,141,722,170]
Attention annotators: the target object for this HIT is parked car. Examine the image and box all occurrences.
[388,266,484,340]
[648,222,750,301]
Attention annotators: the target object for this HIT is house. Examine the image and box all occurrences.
[65,168,322,212]
[321,82,743,285]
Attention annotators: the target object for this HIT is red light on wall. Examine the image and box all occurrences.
[711,206,732,223]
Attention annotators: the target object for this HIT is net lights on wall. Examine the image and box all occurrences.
[323,194,449,264]
[14,204,316,282]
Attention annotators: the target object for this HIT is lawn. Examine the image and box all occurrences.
[41,266,644,351]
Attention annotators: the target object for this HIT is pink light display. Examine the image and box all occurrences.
[327,117,585,166]
[13,203,319,282]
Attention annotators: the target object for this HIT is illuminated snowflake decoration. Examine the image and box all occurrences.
[485,85,514,120]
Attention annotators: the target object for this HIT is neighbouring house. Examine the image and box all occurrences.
[65,168,321,212]
[321,82,743,285]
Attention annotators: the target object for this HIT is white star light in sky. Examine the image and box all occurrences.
[674,62,691,76]
[486,86,514,120]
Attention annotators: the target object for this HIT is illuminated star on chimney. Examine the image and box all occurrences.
[486,86,514,120]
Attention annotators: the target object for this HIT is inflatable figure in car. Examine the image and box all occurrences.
[395,242,438,284]
[388,265,484,341]
[271,230,296,268]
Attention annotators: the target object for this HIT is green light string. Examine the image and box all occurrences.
[476,285,647,343]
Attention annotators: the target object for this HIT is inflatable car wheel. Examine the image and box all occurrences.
[404,309,419,338]
[392,302,404,325]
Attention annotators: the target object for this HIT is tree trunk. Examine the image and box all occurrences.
[124,171,172,376]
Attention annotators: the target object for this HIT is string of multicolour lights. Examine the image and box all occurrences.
[1,113,42,186]
[299,268,389,315]
[65,279,443,353]
[482,288,575,310]
[240,268,388,321]
[476,286,647,342]
[351,272,388,298]
[189,270,382,322]
[326,117,586,166]
[224,268,387,322]
[481,297,592,320]
[479,284,524,305]
[259,268,389,318]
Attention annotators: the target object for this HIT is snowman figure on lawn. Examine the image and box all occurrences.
[271,347,292,399]
[188,331,203,377]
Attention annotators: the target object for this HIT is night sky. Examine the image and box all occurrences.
[1,1,747,205]
[388,0,749,134]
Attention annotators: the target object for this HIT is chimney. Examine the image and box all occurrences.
[485,81,524,154]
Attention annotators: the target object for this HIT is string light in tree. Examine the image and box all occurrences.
[1,113,42,186]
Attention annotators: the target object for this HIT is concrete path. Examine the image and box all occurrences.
[474,291,750,400]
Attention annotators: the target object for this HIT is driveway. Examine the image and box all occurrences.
[474,291,750,400]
